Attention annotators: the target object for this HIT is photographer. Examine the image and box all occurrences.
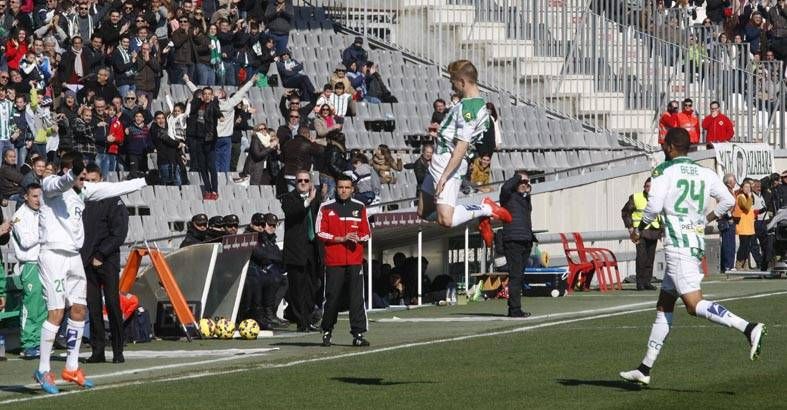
[499,171,534,318]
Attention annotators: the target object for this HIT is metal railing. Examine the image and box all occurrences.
[301,0,786,148]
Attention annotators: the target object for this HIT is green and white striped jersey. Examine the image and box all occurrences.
[434,96,490,157]
[0,99,13,141]
[641,157,734,252]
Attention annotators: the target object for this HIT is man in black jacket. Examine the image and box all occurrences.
[242,213,288,329]
[81,164,129,364]
[281,170,323,331]
[180,213,209,247]
[186,86,221,199]
[403,142,433,196]
[499,171,534,318]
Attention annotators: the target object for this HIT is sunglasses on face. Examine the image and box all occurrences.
[195,222,207,228]
[297,179,310,183]
[225,224,238,229]
[290,115,300,119]
[266,222,277,227]
[683,104,692,107]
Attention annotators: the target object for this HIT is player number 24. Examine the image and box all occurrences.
[674,179,705,214]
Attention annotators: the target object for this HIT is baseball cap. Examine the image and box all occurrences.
[251,213,265,226]
[192,213,208,225]
[263,213,279,226]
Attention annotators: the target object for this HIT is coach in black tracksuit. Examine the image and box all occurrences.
[500,171,534,318]
[316,175,371,347]
[81,164,130,364]
[281,170,324,332]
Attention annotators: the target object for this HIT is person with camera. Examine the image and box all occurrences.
[499,171,534,318]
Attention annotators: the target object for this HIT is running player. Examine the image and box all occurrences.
[33,152,151,394]
[418,60,511,246]
[619,128,766,386]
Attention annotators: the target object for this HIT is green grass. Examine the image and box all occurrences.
[2,280,786,409]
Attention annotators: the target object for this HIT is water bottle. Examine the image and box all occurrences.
[0,335,6,361]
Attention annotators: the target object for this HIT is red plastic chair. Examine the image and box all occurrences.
[572,232,622,292]
[559,233,597,293]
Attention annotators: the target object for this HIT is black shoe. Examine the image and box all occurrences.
[85,355,106,364]
[112,354,125,364]
[352,334,370,347]
[322,331,332,347]
[643,284,657,291]
[507,310,532,318]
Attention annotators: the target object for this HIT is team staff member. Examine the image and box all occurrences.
[621,178,662,291]
[316,174,371,347]
[243,213,288,329]
[499,171,534,318]
[12,183,46,359]
[180,214,209,247]
[81,164,130,364]
[282,170,323,332]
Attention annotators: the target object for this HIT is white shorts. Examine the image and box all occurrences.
[38,249,87,310]
[421,172,462,207]
[661,247,704,296]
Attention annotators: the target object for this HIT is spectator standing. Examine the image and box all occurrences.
[151,111,182,186]
[719,173,737,272]
[170,16,196,84]
[734,180,757,270]
[72,106,97,163]
[281,125,323,192]
[101,105,124,177]
[281,170,323,332]
[5,29,29,71]
[94,9,128,48]
[0,85,15,154]
[11,183,45,359]
[676,98,700,145]
[404,143,433,194]
[621,178,662,291]
[319,132,350,200]
[702,101,735,145]
[78,68,120,106]
[186,84,221,200]
[371,144,402,185]
[57,36,88,93]
[81,164,129,364]
[659,100,680,145]
[196,24,216,86]
[230,101,253,172]
[316,174,372,347]
[469,153,492,193]
[244,123,279,185]
[215,19,240,86]
[134,41,160,98]
[341,36,368,68]
[20,154,44,189]
[124,111,152,176]
[264,0,294,54]
[499,171,534,318]
[111,36,137,99]
[214,76,256,172]
[276,108,302,145]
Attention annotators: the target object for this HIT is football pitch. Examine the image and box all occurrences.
[1,277,786,409]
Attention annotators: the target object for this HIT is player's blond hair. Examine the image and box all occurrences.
[448,60,479,83]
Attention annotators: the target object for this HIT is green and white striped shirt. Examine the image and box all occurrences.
[435,96,490,157]
[0,99,14,141]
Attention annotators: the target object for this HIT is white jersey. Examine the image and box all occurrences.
[429,96,490,181]
[11,203,40,263]
[39,171,146,254]
[641,156,734,253]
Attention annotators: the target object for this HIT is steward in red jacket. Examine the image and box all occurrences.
[702,102,735,143]
[315,175,372,347]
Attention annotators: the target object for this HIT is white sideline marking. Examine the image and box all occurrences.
[2,290,785,405]
[74,348,278,359]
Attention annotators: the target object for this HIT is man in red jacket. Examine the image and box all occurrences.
[702,101,735,145]
[658,100,679,144]
[316,174,372,347]
[676,98,700,144]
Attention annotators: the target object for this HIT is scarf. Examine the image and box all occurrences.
[209,35,222,65]
[72,47,83,78]
[324,115,334,129]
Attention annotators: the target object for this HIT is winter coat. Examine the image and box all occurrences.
[264,2,294,34]
[281,135,323,176]
[341,44,368,68]
[371,150,402,184]
[245,131,276,185]
[134,54,161,93]
[151,123,180,165]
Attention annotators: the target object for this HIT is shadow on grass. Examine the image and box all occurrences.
[556,379,735,395]
[331,377,436,386]
[0,385,39,395]
[448,313,509,317]
[270,342,325,347]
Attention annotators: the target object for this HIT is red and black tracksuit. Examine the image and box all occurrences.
[316,197,371,335]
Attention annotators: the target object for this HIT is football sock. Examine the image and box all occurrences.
[65,319,85,371]
[744,323,757,339]
[450,204,493,227]
[38,321,59,373]
[637,363,651,376]
[695,300,748,332]
[641,311,672,368]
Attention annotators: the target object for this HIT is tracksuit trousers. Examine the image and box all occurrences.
[321,265,367,336]
[20,262,47,349]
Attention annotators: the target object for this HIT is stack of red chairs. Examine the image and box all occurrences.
[559,232,622,293]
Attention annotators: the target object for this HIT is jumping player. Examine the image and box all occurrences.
[33,151,151,394]
[418,60,511,246]
[620,128,766,386]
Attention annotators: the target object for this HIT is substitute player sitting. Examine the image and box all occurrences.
[418,60,511,246]
[33,151,152,394]
[620,128,765,386]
